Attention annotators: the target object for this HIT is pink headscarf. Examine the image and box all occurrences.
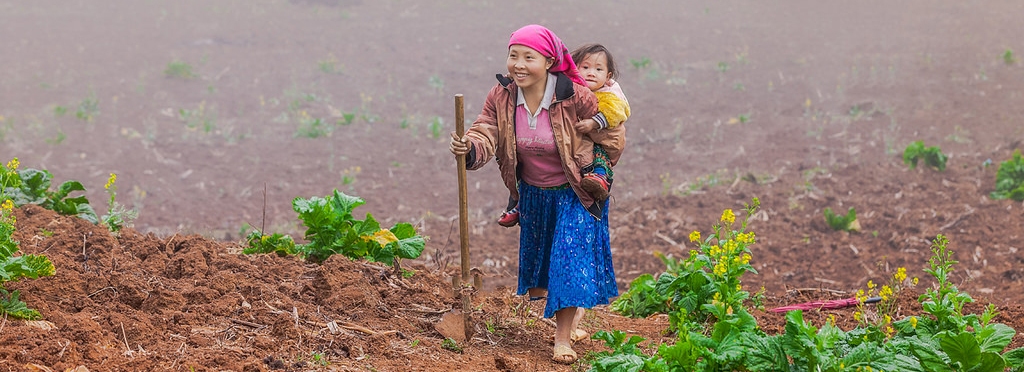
[508,24,587,87]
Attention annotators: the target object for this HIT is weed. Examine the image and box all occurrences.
[318,54,342,74]
[902,140,948,171]
[409,339,420,347]
[101,173,138,233]
[38,228,53,237]
[629,57,651,70]
[991,149,1024,201]
[75,93,100,122]
[53,106,67,117]
[164,60,196,79]
[341,166,361,186]
[428,116,444,139]
[294,111,330,138]
[716,61,730,72]
[1004,49,1017,65]
[337,112,356,126]
[823,207,860,232]
[441,338,463,353]
[45,130,66,145]
[945,125,972,144]
[428,74,444,93]
[179,101,218,136]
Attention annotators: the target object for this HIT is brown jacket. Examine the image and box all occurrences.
[465,73,627,218]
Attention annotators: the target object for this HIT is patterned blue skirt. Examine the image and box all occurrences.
[516,182,618,318]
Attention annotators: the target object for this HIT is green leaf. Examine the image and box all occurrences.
[741,334,790,371]
[391,224,425,260]
[977,323,1015,353]
[0,289,42,320]
[940,331,981,368]
[1003,348,1024,372]
[966,352,1007,372]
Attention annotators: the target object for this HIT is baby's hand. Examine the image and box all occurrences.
[574,118,599,134]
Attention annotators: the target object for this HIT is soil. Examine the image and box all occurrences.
[2,0,1024,371]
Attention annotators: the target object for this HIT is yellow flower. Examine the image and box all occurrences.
[105,173,117,190]
[688,230,701,243]
[867,280,876,290]
[1,199,11,211]
[720,209,735,225]
[912,277,919,286]
[5,157,18,170]
[910,316,918,329]
[895,267,907,283]
[854,311,861,322]
[879,285,893,301]
[741,253,751,264]
[736,284,742,291]
[365,229,399,247]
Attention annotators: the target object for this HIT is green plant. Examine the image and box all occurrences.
[75,92,100,122]
[590,218,1024,372]
[179,102,218,135]
[244,231,297,257]
[284,190,425,264]
[2,158,98,223]
[428,74,444,93]
[100,173,138,233]
[318,55,342,74]
[0,199,56,320]
[902,140,948,171]
[310,352,329,366]
[823,207,860,232]
[165,60,196,79]
[716,61,730,72]
[630,57,651,70]
[295,111,330,138]
[1004,49,1017,65]
[991,149,1024,201]
[441,338,463,353]
[428,116,444,139]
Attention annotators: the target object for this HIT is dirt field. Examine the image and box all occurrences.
[2,0,1024,371]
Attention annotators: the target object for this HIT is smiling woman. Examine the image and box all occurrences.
[448,24,627,364]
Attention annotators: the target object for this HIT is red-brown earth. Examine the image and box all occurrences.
[1,0,1024,371]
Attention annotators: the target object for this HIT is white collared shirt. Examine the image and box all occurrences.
[516,73,557,130]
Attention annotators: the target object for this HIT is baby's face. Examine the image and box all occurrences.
[577,52,611,91]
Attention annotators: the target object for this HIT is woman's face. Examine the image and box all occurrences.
[507,44,553,90]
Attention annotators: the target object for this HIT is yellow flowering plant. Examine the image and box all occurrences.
[1,158,98,224]
[0,184,56,320]
[100,173,138,233]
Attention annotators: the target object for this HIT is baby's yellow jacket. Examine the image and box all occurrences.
[594,80,631,128]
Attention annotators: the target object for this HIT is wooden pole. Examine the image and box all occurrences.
[454,94,473,342]
[455,94,471,286]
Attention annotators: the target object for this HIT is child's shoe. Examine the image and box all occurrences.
[581,173,610,201]
[498,207,519,227]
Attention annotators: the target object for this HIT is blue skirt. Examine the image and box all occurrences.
[516,183,618,318]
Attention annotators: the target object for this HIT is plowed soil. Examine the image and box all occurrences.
[2,0,1024,371]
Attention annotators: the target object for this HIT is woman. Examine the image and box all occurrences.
[448,24,625,364]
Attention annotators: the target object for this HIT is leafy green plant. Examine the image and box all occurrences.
[165,60,196,79]
[101,173,137,232]
[991,149,1024,201]
[2,158,98,223]
[243,231,297,257]
[428,116,444,139]
[179,101,218,135]
[823,207,860,232]
[1004,49,1017,65]
[0,199,56,320]
[244,190,426,265]
[902,140,948,171]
